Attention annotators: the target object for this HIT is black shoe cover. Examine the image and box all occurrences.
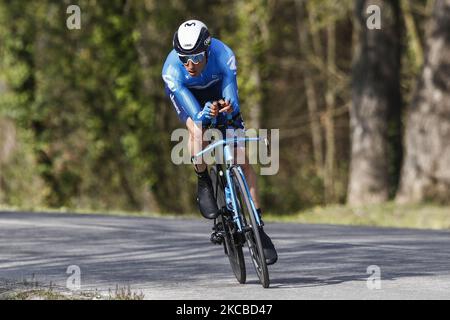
[196,169,219,219]
[259,227,278,265]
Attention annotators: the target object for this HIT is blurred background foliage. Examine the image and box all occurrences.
[0,0,448,215]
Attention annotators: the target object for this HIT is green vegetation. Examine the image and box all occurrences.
[0,203,198,220]
[265,203,450,230]
[0,1,448,225]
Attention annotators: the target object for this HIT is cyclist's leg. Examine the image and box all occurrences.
[166,86,206,171]
[224,119,260,209]
[237,159,260,208]
[186,117,208,172]
[234,143,277,264]
[167,85,218,219]
[228,122,277,264]
[186,117,219,219]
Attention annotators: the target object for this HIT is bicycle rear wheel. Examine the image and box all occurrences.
[210,166,246,284]
[231,166,270,288]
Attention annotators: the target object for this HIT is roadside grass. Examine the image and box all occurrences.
[0,278,91,300]
[0,204,198,220]
[109,285,145,300]
[0,278,144,300]
[1,202,449,230]
[264,202,450,230]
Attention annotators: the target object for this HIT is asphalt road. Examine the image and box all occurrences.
[1,211,449,299]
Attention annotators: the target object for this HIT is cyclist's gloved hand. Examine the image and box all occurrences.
[195,102,215,124]
[220,99,233,122]
[219,98,233,116]
[226,99,233,120]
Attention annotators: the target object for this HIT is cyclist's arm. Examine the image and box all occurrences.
[220,53,240,117]
[163,74,212,125]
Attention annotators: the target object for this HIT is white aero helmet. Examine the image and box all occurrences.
[173,19,211,55]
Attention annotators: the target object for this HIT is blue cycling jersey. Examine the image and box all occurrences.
[162,38,241,127]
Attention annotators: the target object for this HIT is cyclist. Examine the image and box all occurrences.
[162,20,277,265]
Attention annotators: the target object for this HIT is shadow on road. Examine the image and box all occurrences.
[1,212,450,291]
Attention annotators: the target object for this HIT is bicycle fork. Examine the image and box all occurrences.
[235,166,263,227]
[223,146,263,232]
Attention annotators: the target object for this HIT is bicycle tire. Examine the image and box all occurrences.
[210,166,246,284]
[231,166,270,288]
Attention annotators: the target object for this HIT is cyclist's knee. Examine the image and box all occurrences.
[233,147,248,166]
[187,119,204,141]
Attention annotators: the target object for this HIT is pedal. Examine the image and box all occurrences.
[210,231,224,245]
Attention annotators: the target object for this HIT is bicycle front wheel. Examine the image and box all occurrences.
[231,166,270,288]
[210,166,246,284]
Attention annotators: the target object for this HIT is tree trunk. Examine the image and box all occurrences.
[234,0,270,130]
[248,67,262,130]
[347,0,402,205]
[324,23,336,203]
[400,0,424,70]
[295,0,324,177]
[0,116,17,202]
[396,0,450,204]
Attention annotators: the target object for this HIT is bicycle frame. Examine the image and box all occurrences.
[192,136,265,232]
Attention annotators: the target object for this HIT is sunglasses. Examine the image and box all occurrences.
[178,51,206,65]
